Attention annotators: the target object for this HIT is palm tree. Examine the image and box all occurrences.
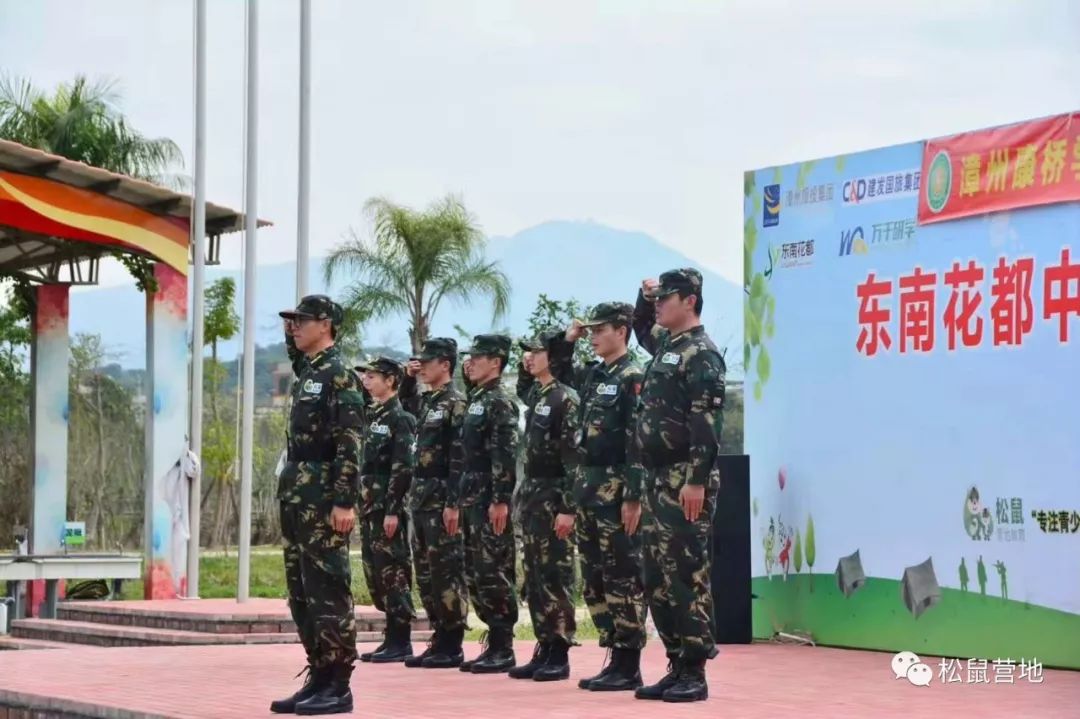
[324,195,511,354]
[0,74,185,188]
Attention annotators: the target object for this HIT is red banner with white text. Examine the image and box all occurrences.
[918,112,1080,225]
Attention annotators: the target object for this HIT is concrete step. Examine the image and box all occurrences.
[11,618,431,649]
[0,635,88,651]
[56,602,430,634]
[12,618,301,647]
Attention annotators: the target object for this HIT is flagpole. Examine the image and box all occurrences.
[297,0,311,300]
[237,0,259,603]
[187,0,207,598]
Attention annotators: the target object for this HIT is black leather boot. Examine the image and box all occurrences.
[459,630,490,672]
[577,648,613,690]
[634,657,682,700]
[532,638,570,682]
[370,623,413,663]
[662,657,708,702]
[508,642,549,679]
[588,647,642,691]
[269,665,327,714]
[424,627,465,668]
[405,629,438,668]
[359,630,387,663]
[470,626,515,674]
[294,665,353,715]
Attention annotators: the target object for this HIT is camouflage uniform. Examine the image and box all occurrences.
[459,334,520,670]
[277,296,365,680]
[567,303,649,660]
[402,339,470,643]
[356,357,418,637]
[633,269,726,684]
[515,330,579,651]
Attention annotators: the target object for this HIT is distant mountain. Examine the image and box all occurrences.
[68,221,742,372]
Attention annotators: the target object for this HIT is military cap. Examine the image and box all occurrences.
[418,337,458,362]
[278,294,344,327]
[581,301,634,327]
[356,355,404,378]
[654,268,704,298]
[463,333,512,358]
[518,327,565,353]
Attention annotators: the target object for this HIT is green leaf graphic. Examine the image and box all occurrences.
[835,155,846,173]
[744,216,757,254]
[749,273,767,318]
[744,171,755,197]
[773,166,783,185]
[756,345,771,384]
[754,381,763,401]
[746,304,761,347]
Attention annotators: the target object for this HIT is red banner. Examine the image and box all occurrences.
[918,112,1080,225]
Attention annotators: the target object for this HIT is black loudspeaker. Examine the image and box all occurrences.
[711,454,751,644]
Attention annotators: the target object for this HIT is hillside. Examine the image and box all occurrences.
[68,220,743,371]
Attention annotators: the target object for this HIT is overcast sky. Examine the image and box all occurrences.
[2,0,1077,289]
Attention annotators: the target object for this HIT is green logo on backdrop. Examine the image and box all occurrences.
[926,150,952,213]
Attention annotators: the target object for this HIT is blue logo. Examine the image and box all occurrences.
[838,226,867,256]
[763,184,780,227]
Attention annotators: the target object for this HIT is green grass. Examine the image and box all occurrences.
[753,573,1080,669]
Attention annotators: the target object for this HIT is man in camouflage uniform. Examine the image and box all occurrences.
[631,269,726,703]
[356,356,418,664]
[562,302,649,691]
[508,328,579,682]
[457,334,520,674]
[271,295,365,716]
[399,338,470,669]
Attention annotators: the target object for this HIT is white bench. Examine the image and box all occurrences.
[0,554,142,620]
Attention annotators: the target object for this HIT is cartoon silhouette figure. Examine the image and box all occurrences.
[994,561,1008,600]
[763,518,777,580]
[778,535,793,580]
[977,555,987,596]
[959,557,969,592]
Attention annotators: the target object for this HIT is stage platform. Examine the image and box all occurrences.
[0,639,1076,718]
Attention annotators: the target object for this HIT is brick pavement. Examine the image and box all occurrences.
[0,640,1076,718]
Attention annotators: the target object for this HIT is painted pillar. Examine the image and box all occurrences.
[143,264,189,599]
[29,284,70,556]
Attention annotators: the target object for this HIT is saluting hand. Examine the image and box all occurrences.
[641,278,659,301]
[565,319,586,342]
[406,360,422,377]
[680,484,705,522]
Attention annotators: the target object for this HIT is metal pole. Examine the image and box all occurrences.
[296,0,311,300]
[237,0,258,603]
[187,0,208,600]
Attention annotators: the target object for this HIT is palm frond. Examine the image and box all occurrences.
[427,251,511,325]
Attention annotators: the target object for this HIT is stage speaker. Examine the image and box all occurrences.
[711,454,751,644]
